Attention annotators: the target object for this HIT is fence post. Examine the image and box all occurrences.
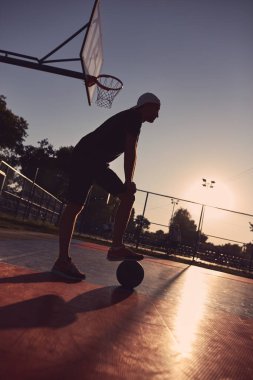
[25,167,39,219]
[249,247,253,273]
[35,190,45,220]
[193,204,205,261]
[50,198,57,223]
[0,170,6,195]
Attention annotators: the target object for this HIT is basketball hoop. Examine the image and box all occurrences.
[86,74,123,108]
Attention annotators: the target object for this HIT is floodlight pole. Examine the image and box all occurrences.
[169,198,179,227]
[193,178,216,261]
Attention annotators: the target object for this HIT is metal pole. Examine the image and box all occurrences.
[193,204,205,261]
[39,23,89,62]
[170,202,175,225]
[249,247,253,273]
[169,198,179,227]
[200,204,205,233]
[25,168,39,219]
[35,190,45,220]
[0,55,85,80]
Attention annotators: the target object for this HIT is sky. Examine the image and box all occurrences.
[1,0,253,244]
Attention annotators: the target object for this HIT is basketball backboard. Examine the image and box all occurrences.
[80,0,103,105]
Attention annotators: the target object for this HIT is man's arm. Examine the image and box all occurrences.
[124,133,138,191]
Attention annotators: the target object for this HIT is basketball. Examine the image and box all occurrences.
[116,260,144,289]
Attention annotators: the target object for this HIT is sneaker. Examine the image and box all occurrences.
[107,245,144,262]
[51,258,86,281]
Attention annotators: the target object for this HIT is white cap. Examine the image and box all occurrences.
[135,92,161,108]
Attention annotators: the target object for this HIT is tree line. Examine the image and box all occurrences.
[0,94,73,199]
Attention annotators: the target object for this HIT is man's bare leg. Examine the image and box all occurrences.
[52,203,86,280]
[58,203,83,261]
[108,192,143,261]
[111,192,134,247]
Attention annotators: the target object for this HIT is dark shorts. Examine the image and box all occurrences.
[67,162,125,205]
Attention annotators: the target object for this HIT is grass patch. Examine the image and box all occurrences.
[0,212,59,234]
[0,211,109,246]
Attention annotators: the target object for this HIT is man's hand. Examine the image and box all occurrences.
[125,181,137,194]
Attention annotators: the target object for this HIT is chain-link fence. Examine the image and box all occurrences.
[0,161,64,225]
[1,160,252,274]
[129,189,253,274]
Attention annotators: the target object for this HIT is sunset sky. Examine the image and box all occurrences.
[1,0,253,243]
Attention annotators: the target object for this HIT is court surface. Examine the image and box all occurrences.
[0,229,253,380]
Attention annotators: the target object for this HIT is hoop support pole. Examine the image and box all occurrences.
[0,54,84,80]
[39,23,89,63]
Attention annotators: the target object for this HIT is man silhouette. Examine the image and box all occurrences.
[52,93,161,280]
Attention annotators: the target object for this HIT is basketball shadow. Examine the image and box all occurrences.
[69,286,133,312]
[147,265,190,300]
[0,286,133,329]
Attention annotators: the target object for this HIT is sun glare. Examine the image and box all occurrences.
[183,179,235,212]
[173,267,208,357]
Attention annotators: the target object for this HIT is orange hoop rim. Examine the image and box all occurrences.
[96,74,123,91]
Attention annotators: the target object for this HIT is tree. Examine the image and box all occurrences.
[244,243,253,258]
[19,140,74,199]
[53,145,74,200]
[20,139,67,199]
[154,229,165,238]
[171,208,207,246]
[20,139,56,183]
[55,146,73,173]
[153,229,166,246]
[220,243,241,256]
[0,95,28,165]
[135,215,150,232]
